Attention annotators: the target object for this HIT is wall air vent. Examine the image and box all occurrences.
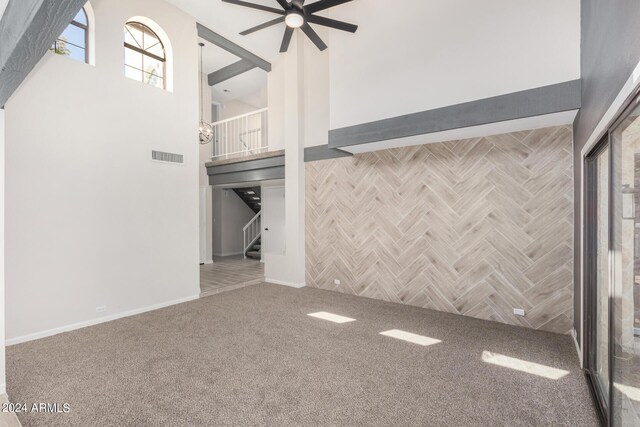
[152,150,183,164]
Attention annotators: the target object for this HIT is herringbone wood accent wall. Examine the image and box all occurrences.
[306,125,574,334]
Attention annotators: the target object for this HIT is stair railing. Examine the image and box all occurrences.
[212,108,268,160]
[243,211,262,259]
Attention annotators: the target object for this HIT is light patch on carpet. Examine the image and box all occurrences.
[482,351,569,380]
[379,329,441,346]
[307,312,356,324]
[615,383,640,402]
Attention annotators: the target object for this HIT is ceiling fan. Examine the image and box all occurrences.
[221,0,358,53]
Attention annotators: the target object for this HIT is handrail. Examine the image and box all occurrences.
[211,109,269,160]
[212,108,268,126]
[243,210,262,259]
[243,211,262,232]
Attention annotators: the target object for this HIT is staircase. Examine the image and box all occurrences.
[236,186,262,259]
[246,238,261,260]
[233,187,261,213]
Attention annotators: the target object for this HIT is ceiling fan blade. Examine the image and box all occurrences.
[301,23,327,51]
[305,0,353,14]
[221,0,285,15]
[276,0,290,9]
[240,17,285,35]
[280,27,294,52]
[306,15,357,33]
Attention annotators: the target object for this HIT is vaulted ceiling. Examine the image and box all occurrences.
[167,0,348,62]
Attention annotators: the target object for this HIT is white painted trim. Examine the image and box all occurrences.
[577,57,640,360]
[6,294,200,346]
[571,328,583,367]
[202,260,213,265]
[265,278,305,288]
[0,385,5,395]
[84,2,96,66]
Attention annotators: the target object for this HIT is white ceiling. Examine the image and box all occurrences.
[168,0,317,62]
[168,0,357,107]
[168,0,355,108]
[197,36,268,106]
[176,0,303,107]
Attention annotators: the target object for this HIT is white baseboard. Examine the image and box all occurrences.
[571,328,583,368]
[6,294,200,346]
[202,259,213,265]
[265,278,305,288]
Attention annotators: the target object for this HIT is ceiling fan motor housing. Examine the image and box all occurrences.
[285,10,305,28]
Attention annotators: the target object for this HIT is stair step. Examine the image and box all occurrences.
[246,251,261,259]
[253,244,261,250]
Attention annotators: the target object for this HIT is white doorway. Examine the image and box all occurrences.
[262,186,285,255]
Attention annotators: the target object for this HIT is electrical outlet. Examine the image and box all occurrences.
[96,306,107,314]
[513,308,525,317]
[334,279,341,285]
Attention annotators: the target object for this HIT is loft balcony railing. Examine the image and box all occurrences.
[211,108,268,160]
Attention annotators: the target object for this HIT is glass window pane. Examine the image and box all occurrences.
[143,31,160,51]
[51,38,86,63]
[595,147,610,403]
[611,104,640,426]
[59,24,86,49]
[143,72,164,89]
[73,8,87,26]
[124,22,166,89]
[124,47,143,70]
[143,55,164,78]
[124,24,143,49]
[146,42,164,59]
[125,65,143,82]
[65,44,86,63]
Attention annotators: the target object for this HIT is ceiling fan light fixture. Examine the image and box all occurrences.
[285,11,304,28]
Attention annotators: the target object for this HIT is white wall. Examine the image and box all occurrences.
[199,73,213,264]
[218,99,260,120]
[267,54,286,152]
[303,28,330,148]
[211,188,255,256]
[0,109,5,394]
[329,0,580,129]
[0,0,8,21]
[264,33,305,288]
[4,0,200,342]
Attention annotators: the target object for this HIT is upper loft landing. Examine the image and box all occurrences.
[208,108,270,162]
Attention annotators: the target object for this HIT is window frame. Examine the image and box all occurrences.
[52,6,89,64]
[123,22,167,90]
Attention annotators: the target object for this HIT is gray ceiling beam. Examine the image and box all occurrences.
[328,80,582,149]
[0,0,87,106]
[304,144,352,162]
[197,23,271,72]
[209,59,257,86]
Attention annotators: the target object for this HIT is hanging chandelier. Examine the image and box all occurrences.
[198,42,214,145]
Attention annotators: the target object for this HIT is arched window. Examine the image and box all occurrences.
[124,22,166,89]
[51,6,89,64]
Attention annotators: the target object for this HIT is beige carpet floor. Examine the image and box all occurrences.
[7,284,598,426]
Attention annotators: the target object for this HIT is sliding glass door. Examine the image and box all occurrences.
[610,102,640,426]
[585,94,640,426]
[585,138,611,418]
